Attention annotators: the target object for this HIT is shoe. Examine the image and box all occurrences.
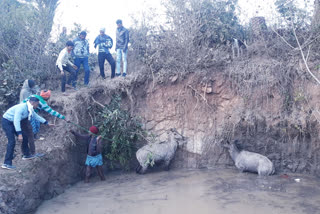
[115,73,121,77]
[22,154,37,160]
[66,84,73,89]
[34,134,40,140]
[35,153,45,157]
[122,73,127,77]
[1,164,16,170]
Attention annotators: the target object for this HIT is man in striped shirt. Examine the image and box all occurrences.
[22,90,66,155]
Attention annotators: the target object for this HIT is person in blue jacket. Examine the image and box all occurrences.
[1,97,53,170]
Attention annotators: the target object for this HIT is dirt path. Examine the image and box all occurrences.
[35,168,320,214]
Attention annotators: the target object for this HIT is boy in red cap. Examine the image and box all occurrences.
[70,126,105,183]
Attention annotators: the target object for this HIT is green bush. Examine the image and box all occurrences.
[96,95,145,170]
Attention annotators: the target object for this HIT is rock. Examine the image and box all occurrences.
[170,75,178,83]
[201,86,213,94]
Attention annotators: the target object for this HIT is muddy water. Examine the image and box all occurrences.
[36,168,320,214]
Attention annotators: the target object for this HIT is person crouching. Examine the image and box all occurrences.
[70,126,105,183]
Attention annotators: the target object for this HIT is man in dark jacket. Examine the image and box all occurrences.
[115,19,129,77]
[73,31,90,86]
[93,28,115,79]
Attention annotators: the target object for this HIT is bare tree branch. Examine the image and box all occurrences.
[293,26,320,85]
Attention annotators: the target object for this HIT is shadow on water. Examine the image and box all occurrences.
[36,168,320,214]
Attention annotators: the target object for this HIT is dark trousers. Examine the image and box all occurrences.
[98,52,115,78]
[21,120,35,155]
[2,118,30,165]
[74,57,90,85]
[57,65,77,92]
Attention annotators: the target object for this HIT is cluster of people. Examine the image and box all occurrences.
[2,79,106,182]
[56,19,129,93]
[1,20,128,183]
[1,78,69,169]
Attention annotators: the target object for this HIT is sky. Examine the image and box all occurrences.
[52,0,313,53]
[52,0,163,53]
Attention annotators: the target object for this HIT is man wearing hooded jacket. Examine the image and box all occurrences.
[94,28,115,79]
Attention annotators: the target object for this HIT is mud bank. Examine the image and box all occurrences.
[36,168,320,214]
[1,64,320,213]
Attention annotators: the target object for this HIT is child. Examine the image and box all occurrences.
[70,126,105,183]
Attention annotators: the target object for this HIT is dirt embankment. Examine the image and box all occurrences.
[1,56,320,213]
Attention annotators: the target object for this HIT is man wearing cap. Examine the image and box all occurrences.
[115,19,129,77]
[22,90,66,155]
[2,97,52,170]
[73,31,91,86]
[56,41,78,92]
[19,79,40,103]
[93,28,115,79]
[70,126,106,183]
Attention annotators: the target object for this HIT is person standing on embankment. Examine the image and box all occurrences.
[1,97,53,170]
[115,19,129,77]
[94,28,115,79]
[73,31,91,86]
[56,41,78,93]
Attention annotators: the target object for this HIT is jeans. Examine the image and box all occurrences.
[98,52,115,78]
[21,119,36,155]
[116,49,127,75]
[74,57,90,85]
[57,65,77,92]
[2,118,30,165]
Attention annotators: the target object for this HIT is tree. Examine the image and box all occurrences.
[0,0,59,113]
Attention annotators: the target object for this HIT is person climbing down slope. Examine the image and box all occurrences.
[70,126,106,183]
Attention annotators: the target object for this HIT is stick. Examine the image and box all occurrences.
[91,96,105,108]
[271,27,295,49]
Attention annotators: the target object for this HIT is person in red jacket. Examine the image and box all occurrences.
[70,126,105,183]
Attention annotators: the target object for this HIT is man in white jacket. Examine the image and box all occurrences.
[56,41,78,92]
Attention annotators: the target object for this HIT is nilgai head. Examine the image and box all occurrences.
[221,139,240,151]
[169,128,187,147]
